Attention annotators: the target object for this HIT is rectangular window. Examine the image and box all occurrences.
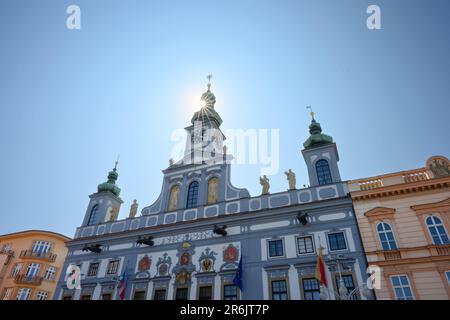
[16,288,31,300]
[133,289,146,300]
[153,289,166,300]
[62,295,73,300]
[106,260,119,275]
[36,291,48,300]
[32,241,52,254]
[198,286,213,300]
[1,288,12,300]
[87,262,100,277]
[302,278,320,300]
[328,232,347,251]
[175,287,189,300]
[268,239,284,258]
[446,271,450,285]
[81,294,92,300]
[390,275,414,300]
[223,284,238,300]
[335,275,357,300]
[26,263,41,278]
[11,263,23,277]
[44,266,56,280]
[102,293,112,300]
[271,280,288,300]
[297,236,315,254]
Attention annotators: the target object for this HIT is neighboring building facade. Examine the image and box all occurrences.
[54,81,374,300]
[0,230,70,300]
[348,156,450,300]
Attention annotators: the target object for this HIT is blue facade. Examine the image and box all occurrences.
[54,84,374,300]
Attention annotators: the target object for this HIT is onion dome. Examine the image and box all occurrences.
[97,161,121,197]
[191,75,223,126]
[303,112,334,149]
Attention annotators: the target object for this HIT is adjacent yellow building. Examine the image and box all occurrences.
[348,155,450,300]
[0,230,70,300]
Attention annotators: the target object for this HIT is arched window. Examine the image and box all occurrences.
[87,204,99,226]
[168,185,180,211]
[426,216,449,245]
[315,159,332,185]
[186,181,199,209]
[377,222,397,250]
[207,177,219,205]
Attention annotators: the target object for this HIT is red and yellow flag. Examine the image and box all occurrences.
[315,246,327,287]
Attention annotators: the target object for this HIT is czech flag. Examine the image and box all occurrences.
[118,268,128,300]
[315,246,327,287]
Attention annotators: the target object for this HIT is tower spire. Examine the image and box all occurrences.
[207,74,212,91]
[306,106,315,120]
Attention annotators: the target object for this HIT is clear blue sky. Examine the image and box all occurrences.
[1,0,449,238]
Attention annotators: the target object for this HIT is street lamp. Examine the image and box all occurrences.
[319,254,373,300]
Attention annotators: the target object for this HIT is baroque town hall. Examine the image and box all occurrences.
[54,80,375,300]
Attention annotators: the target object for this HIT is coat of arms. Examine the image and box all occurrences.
[223,244,238,263]
[180,252,190,266]
[156,253,172,277]
[198,247,217,273]
[138,255,151,272]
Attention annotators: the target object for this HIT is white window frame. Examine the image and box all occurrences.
[11,263,23,277]
[26,263,41,277]
[106,259,120,275]
[296,235,315,255]
[390,275,414,300]
[44,266,57,280]
[2,288,12,300]
[376,222,398,250]
[16,288,31,300]
[36,291,49,300]
[267,238,285,259]
[426,215,450,245]
[327,231,348,252]
[32,240,52,254]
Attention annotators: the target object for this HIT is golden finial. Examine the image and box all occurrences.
[306,106,315,120]
[206,74,212,90]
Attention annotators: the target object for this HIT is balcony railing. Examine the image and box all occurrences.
[402,171,430,183]
[20,250,57,262]
[14,274,43,286]
[382,250,402,261]
[429,244,450,256]
[358,179,383,191]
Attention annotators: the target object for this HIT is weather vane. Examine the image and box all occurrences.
[306,105,315,120]
[207,74,212,90]
[114,154,120,170]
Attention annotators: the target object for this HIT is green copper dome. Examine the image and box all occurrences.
[191,84,223,126]
[97,165,121,197]
[303,118,334,149]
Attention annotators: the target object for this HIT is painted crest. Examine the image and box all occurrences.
[172,242,196,285]
[198,247,217,273]
[156,253,172,277]
[180,252,190,266]
[223,244,238,263]
[138,255,151,272]
[175,269,191,285]
[202,259,212,272]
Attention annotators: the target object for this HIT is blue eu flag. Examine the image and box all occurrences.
[233,256,243,291]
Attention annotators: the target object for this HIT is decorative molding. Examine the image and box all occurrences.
[364,207,396,222]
